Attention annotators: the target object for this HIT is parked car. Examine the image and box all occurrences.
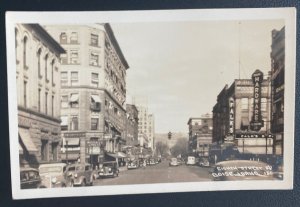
[169,158,179,167]
[98,161,119,178]
[68,163,94,186]
[146,159,150,165]
[212,160,276,181]
[177,158,184,165]
[199,157,210,167]
[186,156,196,165]
[39,163,71,188]
[20,167,45,189]
[127,160,139,170]
[149,158,156,165]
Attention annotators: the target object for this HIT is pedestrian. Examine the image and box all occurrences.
[143,160,146,169]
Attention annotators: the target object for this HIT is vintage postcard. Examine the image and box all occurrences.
[6,8,296,199]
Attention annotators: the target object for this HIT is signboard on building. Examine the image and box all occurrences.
[250,69,264,131]
[235,133,274,139]
[228,97,235,135]
[86,140,102,155]
[64,132,86,138]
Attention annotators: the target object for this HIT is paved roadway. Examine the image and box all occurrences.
[93,160,213,186]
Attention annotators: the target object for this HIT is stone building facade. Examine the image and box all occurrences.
[45,24,129,166]
[187,114,213,155]
[212,70,273,155]
[15,24,65,168]
[270,27,285,155]
[125,104,139,147]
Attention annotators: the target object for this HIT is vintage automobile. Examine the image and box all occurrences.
[39,163,71,188]
[98,161,119,178]
[186,156,196,165]
[20,167,45,189]
[212,160,276,181]
[169,158,179,167]
[199,157,210,167]
[149,158,156,165]
[68,163,94,186]
[127,160,139,170]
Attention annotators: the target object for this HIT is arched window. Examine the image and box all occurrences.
[45,54,48,82]
[60,32,67,44]
[51,59,55,86]
[15,28,19,64]
[37,48,42,77]
[23,36,28,69]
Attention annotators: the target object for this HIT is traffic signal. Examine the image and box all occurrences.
[168,131,172,140]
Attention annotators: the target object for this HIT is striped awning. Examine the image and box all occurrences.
[18,128,38,153]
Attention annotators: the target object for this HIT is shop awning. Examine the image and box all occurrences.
[107,152,127,159]
[18,128,38,153]
[70,94,79,102]
[117,152,127,158]
[63,138,80,146]
[91,95,101,103]
[61,153,80,161]
[19,143,23,154]
[61,116,68,126]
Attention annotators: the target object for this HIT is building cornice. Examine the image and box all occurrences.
[103,23,129,69]
[24,24,65,55]
[18,105,61,123]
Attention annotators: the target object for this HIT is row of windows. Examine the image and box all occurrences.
[61,50,101,66]
[61,94,101,111]
[60,32,100,47]
[16,31,57,85]
[22,80,56,116]
[61,116,99,131]
[61,71,99,87]
[241,98,268,111]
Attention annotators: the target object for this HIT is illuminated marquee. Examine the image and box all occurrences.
[250,69,264,131]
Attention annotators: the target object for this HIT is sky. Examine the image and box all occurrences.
[111,20,284,133]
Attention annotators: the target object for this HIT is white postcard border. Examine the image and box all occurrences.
[6,8,296,199]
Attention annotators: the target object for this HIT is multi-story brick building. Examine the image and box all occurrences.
[125,104,139,147]
[212,70,273,155]
[135,97,155,151]
[45,24,129,166]
[187,114,213,156]
[15,24,65,168]
[271,27,285,155]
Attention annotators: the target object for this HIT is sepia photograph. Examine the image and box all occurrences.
[6,8,296,199]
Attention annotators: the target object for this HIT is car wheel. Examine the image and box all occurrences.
[61,183,66,188]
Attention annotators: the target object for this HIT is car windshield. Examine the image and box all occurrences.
[103,163,114,167]
[39,166,63,174]
[75,166,85,171]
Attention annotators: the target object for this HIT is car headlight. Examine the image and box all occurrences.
[51,177,57,184]
[74,173,78,178]
[108,168,112,172]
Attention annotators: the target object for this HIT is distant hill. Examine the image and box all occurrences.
[154,132,188,149]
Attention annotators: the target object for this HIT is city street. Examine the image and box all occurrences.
[93,161,213,186]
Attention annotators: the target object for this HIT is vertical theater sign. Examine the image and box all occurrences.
[250,69,264,131]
